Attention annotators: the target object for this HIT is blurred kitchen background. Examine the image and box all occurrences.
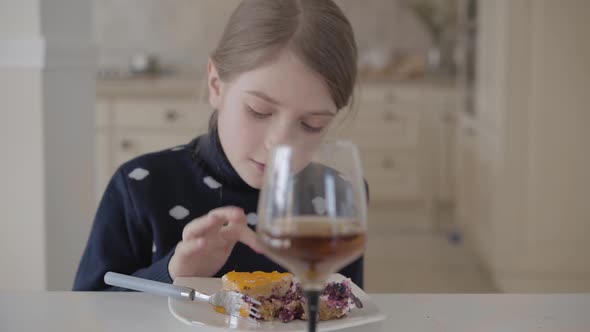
[1,0,589,293]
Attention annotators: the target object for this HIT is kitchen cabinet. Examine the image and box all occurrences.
[94,78,211,200]
[95,79,459,216]
[334,82,459,209]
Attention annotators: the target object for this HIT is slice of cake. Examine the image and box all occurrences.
[301,279,358,321]
[218,271,361,323]
[221,271,294,320]
[222,271,293,298]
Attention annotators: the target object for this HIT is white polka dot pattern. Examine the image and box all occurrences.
[203,176,222,189]
[169,205,190,220]
[246,212,258,226]
[312,196,327,215]
[128,168,150,181]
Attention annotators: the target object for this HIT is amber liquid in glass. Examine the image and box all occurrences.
[260,216,366,289]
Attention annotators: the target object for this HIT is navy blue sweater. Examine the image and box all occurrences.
[73,131,363,291]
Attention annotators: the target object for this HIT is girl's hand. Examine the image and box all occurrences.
[168,206,264,280]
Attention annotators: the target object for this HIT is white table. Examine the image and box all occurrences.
[1,292,589,331]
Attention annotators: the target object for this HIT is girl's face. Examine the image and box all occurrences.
[208,50,337,189]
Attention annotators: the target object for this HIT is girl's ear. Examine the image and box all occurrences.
[207,58,223,109]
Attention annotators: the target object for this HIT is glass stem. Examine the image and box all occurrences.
[305,290,320,332]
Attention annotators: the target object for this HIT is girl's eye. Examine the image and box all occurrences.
[301,121,324,133]
[246,105,271,119]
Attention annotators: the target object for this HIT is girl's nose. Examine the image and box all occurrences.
[264,121,293,152]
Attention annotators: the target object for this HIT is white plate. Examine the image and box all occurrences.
[169,274,386,331]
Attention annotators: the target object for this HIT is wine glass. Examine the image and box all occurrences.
[257,140,367,332]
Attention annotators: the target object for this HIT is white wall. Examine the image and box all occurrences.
[522,0,590,281]
[471,0,590,292]
[0,69,47,290]
[0,0,95,291]
[93,0,431,74]
[0,0,40,38]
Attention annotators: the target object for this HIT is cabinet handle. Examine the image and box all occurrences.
[382,157,395,169]
[165,110,178,121]
[442,112,454,124]
[383,110,398,122]
[384,91,395,104]
[120,139,133,150]
[465,127,476,137]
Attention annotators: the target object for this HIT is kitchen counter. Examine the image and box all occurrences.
[96,75,206,99]
[1,292,588,331]
[96,74,457,100]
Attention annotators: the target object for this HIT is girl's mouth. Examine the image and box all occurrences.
[250,159,265,173]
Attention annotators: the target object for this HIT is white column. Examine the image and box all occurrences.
[0,0,95,290]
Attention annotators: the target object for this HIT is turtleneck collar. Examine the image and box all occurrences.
[192,128,259,192]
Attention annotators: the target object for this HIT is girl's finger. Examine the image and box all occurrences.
[182,216,223,240]
[182,207,243,240]
[174,238,207,258]
[221,222,265,254]
[240,227,266,254]
[209,206,246,225]
[201,214,229,239]
[202,207,246,238]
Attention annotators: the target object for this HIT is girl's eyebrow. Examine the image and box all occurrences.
[245,90,336,116]
[246,90,281,106]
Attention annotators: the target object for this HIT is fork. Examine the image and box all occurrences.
[104,272,261,321]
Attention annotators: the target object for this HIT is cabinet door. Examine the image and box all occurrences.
[113,100,212,132]
[426,96,458,202]
[454,122,490,259]
[112,132,197,171]
[361,149,421,202]
[95,130,112,203]
[344,101,421,150]
[94,102,112,202]
[95,101,110,128]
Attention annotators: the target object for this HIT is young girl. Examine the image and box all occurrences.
[74,0,363,291]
